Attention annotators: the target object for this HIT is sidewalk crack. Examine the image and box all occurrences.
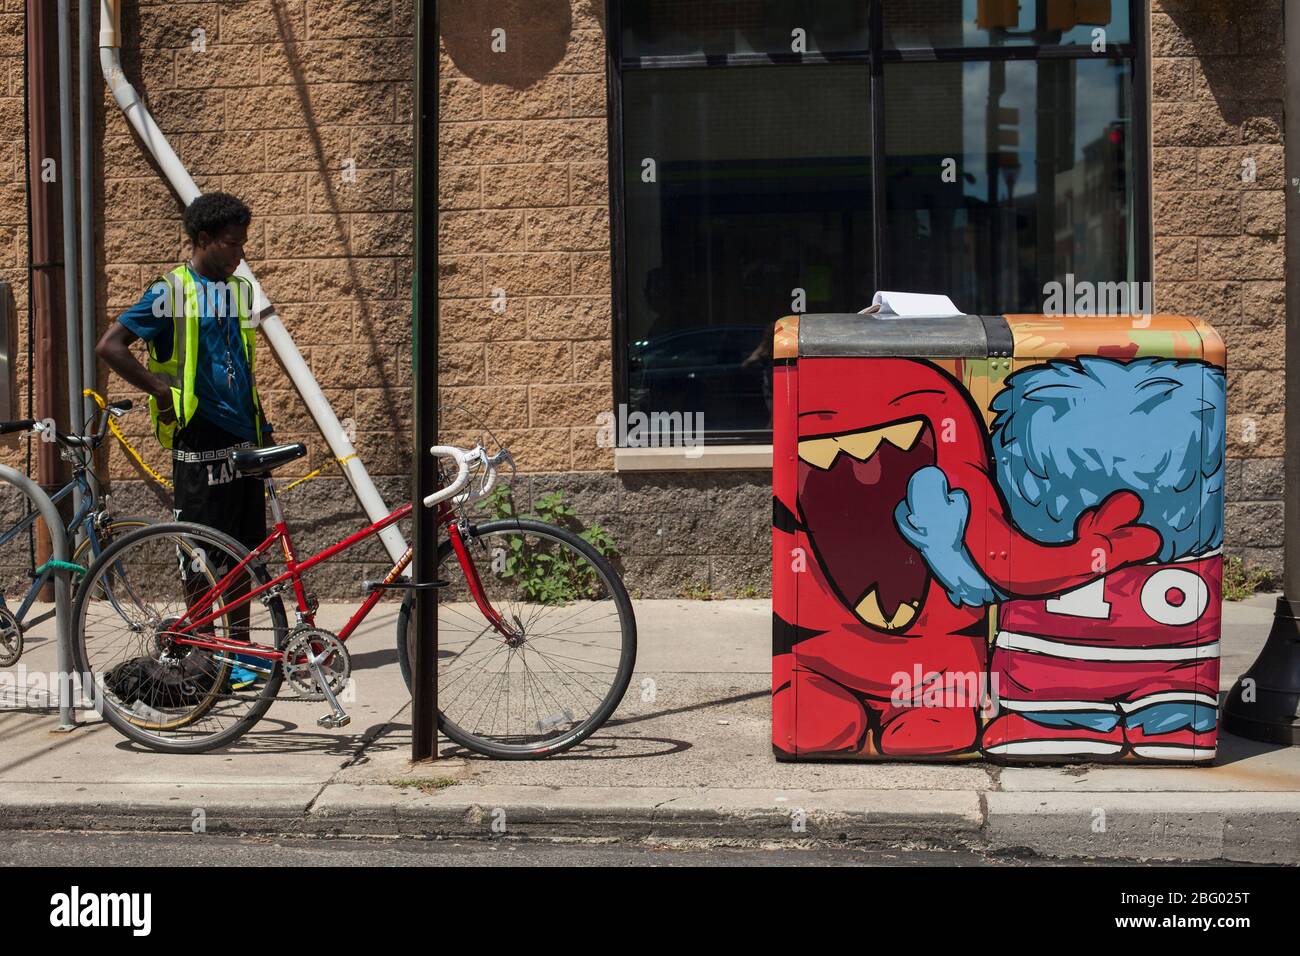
[304,701,411,816]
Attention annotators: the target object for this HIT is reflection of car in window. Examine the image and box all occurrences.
[628,325,770,434]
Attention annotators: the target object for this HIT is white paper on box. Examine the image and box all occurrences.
[858,290,964,319]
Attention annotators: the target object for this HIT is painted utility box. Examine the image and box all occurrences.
[772,313,1226,764]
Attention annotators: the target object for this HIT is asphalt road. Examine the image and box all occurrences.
[0,830,1207,866]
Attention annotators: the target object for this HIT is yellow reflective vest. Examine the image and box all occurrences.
[145,265,265,450]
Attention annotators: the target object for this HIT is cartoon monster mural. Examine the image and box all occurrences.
[977,358,1225,760]
[772,317,1226,764]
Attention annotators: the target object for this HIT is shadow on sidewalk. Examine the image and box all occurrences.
[103,717,401,760]
[605,688,767,729]
[1212,729,1291,768]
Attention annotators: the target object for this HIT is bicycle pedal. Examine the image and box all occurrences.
[317,712,351,729]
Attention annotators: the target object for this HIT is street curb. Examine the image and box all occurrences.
[984,791,1300,865]
[2,783,1297,863]
[309,785,985,843]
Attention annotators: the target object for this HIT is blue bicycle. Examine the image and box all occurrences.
[0,399,154,666]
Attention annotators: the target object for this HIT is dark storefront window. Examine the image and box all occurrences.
[883,57,1135,312]
[610,1,1148,444]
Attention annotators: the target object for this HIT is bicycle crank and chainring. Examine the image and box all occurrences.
[0,606,21,667]
[282,626,351,701]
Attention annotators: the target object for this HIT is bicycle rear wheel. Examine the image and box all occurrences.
[72,522,287,754]
[397,518,636,759]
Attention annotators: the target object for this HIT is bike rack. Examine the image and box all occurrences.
[0,463,76,730]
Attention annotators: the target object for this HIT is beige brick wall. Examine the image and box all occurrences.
[95,0,419,485]
[0,0,611,486]
[1150,0,1286,570]
[1152,1,1285,453]
[0,0,27,473]
[438,0,612,473]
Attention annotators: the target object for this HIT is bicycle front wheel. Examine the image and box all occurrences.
[72,515,155,566]
[72,522,287,754]
[72,515,154,604]
[397,518,636,759]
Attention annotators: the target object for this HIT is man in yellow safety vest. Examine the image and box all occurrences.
[96,191,271,553]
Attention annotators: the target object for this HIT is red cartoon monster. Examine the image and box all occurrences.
[772,357,1161,759]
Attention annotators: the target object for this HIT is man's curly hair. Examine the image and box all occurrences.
[182,192,251,243]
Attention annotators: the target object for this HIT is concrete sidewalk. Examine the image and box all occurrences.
[1,595,1297,863]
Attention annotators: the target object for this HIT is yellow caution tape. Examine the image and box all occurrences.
[84,388,173,490]
[85,389,355,494]
[284,453,357,491]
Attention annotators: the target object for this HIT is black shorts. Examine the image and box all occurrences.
[172,416,267,553]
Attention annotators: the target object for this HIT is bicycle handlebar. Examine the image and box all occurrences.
[479,449,511,500]
[422,446,472,507]
[422,445,513,508]
[3,398,137,450]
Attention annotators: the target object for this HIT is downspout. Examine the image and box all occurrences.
[57,0,84,514]
[98,0,409,566]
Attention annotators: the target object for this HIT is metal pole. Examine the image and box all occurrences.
[411,0,440,762]
[0,466,75,730]
[79,0,98,435]
[1223,0,1300,744]
[56,0,84,446]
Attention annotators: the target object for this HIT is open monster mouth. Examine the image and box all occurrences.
[797,417,936,633]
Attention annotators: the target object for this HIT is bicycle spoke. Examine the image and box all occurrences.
[425,525,632,754]
[75,524,285,751]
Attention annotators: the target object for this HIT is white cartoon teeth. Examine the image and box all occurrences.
[797,419,925,470]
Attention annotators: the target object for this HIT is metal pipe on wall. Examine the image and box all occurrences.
[97,0,408,567]
[80,0,97,434]
[27,0,71,590]
[56,1,84,444]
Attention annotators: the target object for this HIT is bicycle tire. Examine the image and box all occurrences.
[71,521,288,754]
[72,515,153,595]
[396,518,637,759]
[72,515,155,565]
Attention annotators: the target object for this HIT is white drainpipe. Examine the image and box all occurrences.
[98,0,409,567]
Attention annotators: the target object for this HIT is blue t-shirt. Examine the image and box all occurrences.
[117,267,258,442]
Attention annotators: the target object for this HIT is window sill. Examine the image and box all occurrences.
[613,444,773,472]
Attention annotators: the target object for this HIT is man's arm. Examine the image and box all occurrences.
[95,322,176,423]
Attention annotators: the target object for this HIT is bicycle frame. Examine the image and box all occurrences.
[1,403,137,630]
[0,470,104,627]
[170,480,514,660]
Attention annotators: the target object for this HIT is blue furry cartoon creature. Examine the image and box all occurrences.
[892,356,1226,760]
[981,357,1226,761]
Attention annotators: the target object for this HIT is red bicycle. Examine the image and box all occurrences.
[71,441,637,757]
